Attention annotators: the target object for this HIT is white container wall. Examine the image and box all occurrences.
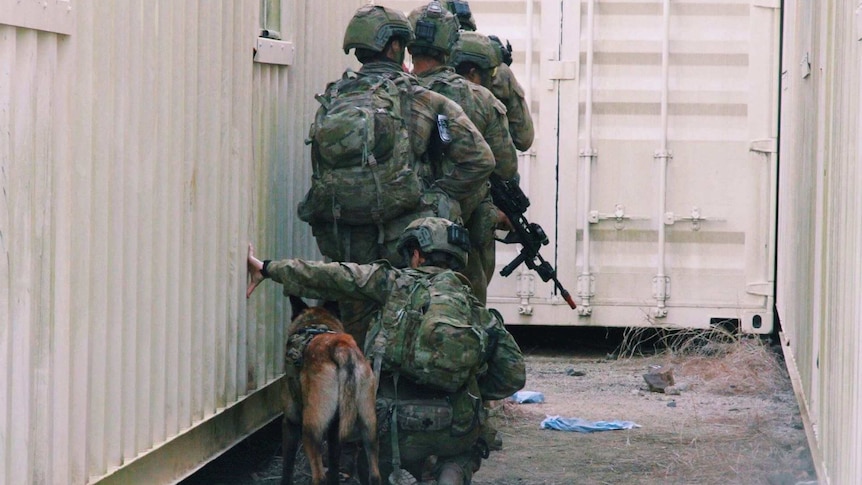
[777,0,862,483]
[414,0,781,333]
[0,0,363,483]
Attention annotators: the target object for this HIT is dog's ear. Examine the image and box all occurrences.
[321,300,341,318]
[289,295,308,320]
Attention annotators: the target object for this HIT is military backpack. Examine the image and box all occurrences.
[298,70,423,226]
[365,268,488,394]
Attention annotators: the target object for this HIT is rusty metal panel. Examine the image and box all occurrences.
[0,0,365,483]
[778,0,862,483]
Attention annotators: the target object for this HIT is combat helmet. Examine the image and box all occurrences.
[444,0,477,31]
[449,31,499,70]
[397,217,471,270]
[408,1,461,56]
[488,35,513,66]
[343,5,415,55]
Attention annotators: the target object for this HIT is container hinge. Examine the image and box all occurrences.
[746,282,774,297]
[664,207,725,231]
[576,274,595,316]
[654,149,673,160]
[576,274,595,298]
[589,204,649,230]
[544,60,577,90]
[750,138,778,153]
[653,276,670,318]
[546,60,577,80]
[579,148,598,159]
[516,272,536,316]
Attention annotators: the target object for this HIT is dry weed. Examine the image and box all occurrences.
[614,325,787,395]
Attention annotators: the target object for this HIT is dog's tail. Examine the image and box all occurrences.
[332,342,361,441]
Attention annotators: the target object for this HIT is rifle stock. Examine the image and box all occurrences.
[489,175,576,309]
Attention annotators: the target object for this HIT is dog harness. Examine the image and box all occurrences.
[286,326,336,368]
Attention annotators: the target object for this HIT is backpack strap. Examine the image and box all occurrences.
[389,373,402,470]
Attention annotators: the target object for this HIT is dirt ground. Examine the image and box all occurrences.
[182,327,818,485]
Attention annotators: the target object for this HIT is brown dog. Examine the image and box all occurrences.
[281,296,381,485]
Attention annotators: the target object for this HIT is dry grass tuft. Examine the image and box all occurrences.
[674,336,788,395]
[614,325,788,395]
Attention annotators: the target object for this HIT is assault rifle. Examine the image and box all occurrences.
[489,174,577,309]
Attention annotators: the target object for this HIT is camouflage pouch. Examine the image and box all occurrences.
[395,399,453,432]
[476,308,526,400]
[448,377,484,437]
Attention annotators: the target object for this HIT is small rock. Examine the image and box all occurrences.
[664,385,681,396]
[566,368,587,376]
[643,365,675,392]
[673,382,691,392]
[667,400,677,408]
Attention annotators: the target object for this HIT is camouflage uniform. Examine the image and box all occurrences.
[309,61,495,265]
[417,65,516,304]
[490,63,534,152]
[305,5,494,266]
[260,218,525,485]
[444,0,536,151]
[441,30,523,304]
[263,261,512,483]
[408,5,518,304]
[305,6,495,351]
[309,60,495,346]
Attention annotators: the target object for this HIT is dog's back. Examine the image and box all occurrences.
[282,296,380,485]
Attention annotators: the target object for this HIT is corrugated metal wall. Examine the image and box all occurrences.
[0,0,363,483]
[777,0,861,483]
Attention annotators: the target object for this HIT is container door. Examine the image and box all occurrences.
[483,0,781,333]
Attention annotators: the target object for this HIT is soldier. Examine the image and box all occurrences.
[299,4,495,343]
[297,8,496,478]
[444,0,535,151]
[408,1,518,305]
[247,217,526,485]
[448,28,530,456]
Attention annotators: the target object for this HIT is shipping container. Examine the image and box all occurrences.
[0,0,362,483]
[3,0,860,483]
[393,0,782,333]
[777,0,862,483]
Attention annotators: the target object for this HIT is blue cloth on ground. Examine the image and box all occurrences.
[510,390,545,403]
[540,415,641,432]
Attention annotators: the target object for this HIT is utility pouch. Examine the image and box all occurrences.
[396,399,453,432]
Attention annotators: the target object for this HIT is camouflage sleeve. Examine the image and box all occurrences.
[265,259,394,304]
[474,86,519,180]
[491,64,535,152]
[411,87,495,204]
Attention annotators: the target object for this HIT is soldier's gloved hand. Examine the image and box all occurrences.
[495,209,514,232]
[246,243,266,298]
